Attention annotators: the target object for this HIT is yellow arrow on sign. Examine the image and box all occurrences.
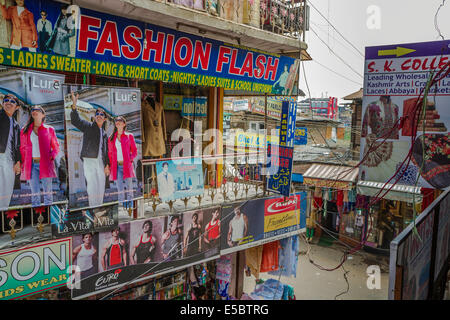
[378,46,416,57]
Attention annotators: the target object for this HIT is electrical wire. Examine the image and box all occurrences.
[308,0,365,57]
[312,59,363,86]
[434,0,448,40]
[309,26,364,79]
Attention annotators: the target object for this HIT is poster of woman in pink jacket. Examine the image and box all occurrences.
[108,116,138,208]
[20,105,60,207]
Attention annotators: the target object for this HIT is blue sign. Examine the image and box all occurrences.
[0,0,299,94]
[266,144,294,197]
[294,127,307,145]
[182,97,207,117]
[279,101,298,147]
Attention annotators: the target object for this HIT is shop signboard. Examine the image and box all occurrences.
[181,97,207,117]
[71,207,221,299]
[0,0,299,95]
[50,204,119,238]
[294,127,307,145]
[233,99,250,112]
[360,40,450,189]
[389,189,450,300]
[0,237,72,300]
[0,68,66,212]
[434,194,450,281]
[63,84,143,210]
[220,193,306,255]
[252,97,282,120]
[233,132,278,149]
[267,101,297,196]
[155,157,204,202]
[163,95,183,111]
[266,144,294,197]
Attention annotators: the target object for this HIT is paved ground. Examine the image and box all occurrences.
[243,237,390,300]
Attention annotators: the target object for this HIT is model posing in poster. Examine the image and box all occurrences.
[184,212,202,257]
[0,94,21,210]
[20,105,59,207]
[108,116,137,207]
[73,233,98,278]
[0,0,38,52]
[130,220,156,264]
[101,227,127,271]
[70,92,110,208]
[204,208,220,249]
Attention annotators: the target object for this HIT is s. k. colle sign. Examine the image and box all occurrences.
[0,238,71,300]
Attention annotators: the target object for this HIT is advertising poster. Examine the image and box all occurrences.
[71,209,221,299]
[63,84,142,210]
[220,193,306,255]
[360,40,450,189]
[0,237,71,300]
[0,0,298,95]
[0,67,66,211]
[50,204,118,238]
[181,97,207,117]
[294,127,307,145]
[400,211,434,300]
[163,95,182,111]
[155,158,204,202]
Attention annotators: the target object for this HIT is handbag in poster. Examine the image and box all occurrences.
[63,84,143,210]
[0,67,67,211]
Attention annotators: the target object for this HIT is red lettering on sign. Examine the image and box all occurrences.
[192,40,211,70]
[254,55,266,79]
[164,34,175,64]
[368,61,376,72]
[121,26,142,60]
[216,46,231,73]
[174,37,193,67]
[95,21,121,57]
[229,49,241,75]
[142,30,165,63]
[265,57,279,81]
[78,15,101,52]
[240,52,254,77]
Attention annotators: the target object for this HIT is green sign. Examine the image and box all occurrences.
[0,238,72,300]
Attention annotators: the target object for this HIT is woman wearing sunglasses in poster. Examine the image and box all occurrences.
[108,116,137,208]
[20,105,59,207]
[0,94,21,210]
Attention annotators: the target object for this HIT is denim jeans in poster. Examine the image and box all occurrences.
[117,165,133,208]
[30,162,53,207]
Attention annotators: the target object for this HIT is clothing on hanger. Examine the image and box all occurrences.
[142,101,167,157]
[268,235,299,278]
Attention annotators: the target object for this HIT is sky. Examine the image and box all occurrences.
[301,0,450,101]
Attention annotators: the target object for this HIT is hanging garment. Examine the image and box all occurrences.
[337,190,344,206]
[323,188,329,201]
[313,186,322,198]
[245,245,264,279]
[421,188,434,212]
[343,190,349,203]
[268,235,299,278]
[142,101,167,157]
[313,197,323,209]
[348,189,356,203]
[260,241,281,273]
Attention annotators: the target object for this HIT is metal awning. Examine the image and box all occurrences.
[357,180,422,203]
[302,164,359,190]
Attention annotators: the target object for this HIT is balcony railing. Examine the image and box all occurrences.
[158,0,308,39]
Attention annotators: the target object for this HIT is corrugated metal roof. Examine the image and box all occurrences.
[303,164,359,183]
[357,181,421,194]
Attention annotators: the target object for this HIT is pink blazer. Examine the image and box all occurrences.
[108,132,137,181]
[20,123,59,181]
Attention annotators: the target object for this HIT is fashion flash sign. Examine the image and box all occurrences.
[0,0,299,95]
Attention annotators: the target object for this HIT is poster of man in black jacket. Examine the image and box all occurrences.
[0,94,21,210]
[70,92,110,208]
